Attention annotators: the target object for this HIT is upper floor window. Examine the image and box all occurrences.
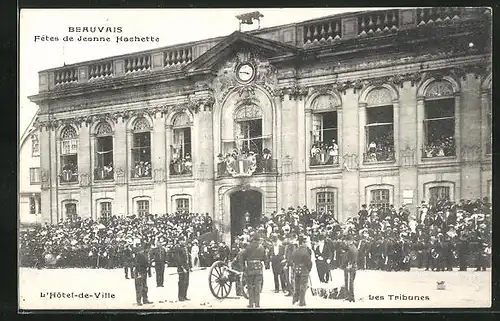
[310,95,340,167]
[29,167,41,184]
[370,189,390,209]
[65,202,77,220]
[235,105,263,154]
[94,122,114,181]
[170,113,192,176]
[363,88,395,164]
[316,191,334,214]
[29,194,41,215]
[176,198,190,213]
[100,201,112,219]
[137,200,150,216]
[131,118,152,178]
[423,81,456,158]
[60,126,78,183]
[31,134,40,157]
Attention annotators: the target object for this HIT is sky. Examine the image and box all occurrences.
[19,8,386,136]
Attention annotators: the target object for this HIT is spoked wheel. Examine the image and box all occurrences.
[208,261,233,299]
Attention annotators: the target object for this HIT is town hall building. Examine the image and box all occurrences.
[29,8,492,242]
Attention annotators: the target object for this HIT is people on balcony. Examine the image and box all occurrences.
[310,140,339,166]
[424,135,455,158]
[132,161,151,178]
[170,154,193,175]
[365,134,395,163]
[217,147,274,176]
[60,163,78,182]
[95,163,114,180]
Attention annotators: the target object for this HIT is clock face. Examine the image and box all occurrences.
[236,63,255,83]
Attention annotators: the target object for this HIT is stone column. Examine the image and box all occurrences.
[152,112,167,214]
[279,94,297,208]
[416,97,425,165]
[165,124,173,213]
[296,97,307,206]
[193,104,214,216]
[114,118,128,216]
[78,124,92,220]
[40,125,56,224]
[393,100,400,167]
[358,103,367,166]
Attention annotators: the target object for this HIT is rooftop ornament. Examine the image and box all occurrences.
[236,11,264,31]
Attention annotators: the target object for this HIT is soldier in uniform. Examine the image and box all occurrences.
[283,233,298,297]
[230,238,247,296]
[291,235,312,306]
[150,238,168,287]
[174,236,191,301]
[133,242,152,306]
[122,244,134,279]
[241,234,266,308]
[457,230,469,271]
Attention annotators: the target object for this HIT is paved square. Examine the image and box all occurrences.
[19,267,491,309]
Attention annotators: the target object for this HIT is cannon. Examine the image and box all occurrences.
[208,260,248,299]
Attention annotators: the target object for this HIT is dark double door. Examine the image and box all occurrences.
[230,190,262,240]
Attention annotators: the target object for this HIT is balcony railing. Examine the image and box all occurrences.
[310,154,340,167]
[422,145,456,159]
[94,166,114,181]
[131,164,152,179]
[39,7,487,91]
[59,170,78,183]
[170,160,193,176]
[363,150,396,164]
[217,159,277,177]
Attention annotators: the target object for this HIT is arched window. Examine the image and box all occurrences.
[100,201,112,219]
[428,186,450,207]
[234,105,263,153]
[60,126,78,183]
[94,122,114,181]
[131,118,152,178]
[423,81,456,158]
[170,113,192,176]
[310,95,340,166]
[31,134,40,157]
[364,88,395,163]
[370,189,390,209]
[63,201,78,220]
[316,191,334,213]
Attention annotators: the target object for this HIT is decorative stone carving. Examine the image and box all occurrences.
[400,145,415,167]
[61,126,77,139]
[115,167,126,185]
[342,153,359,170]
[425,80,454,98]
[282,155,293,174]
[311,94,340,110]
[366,88,392,106]
[95,122,113,135]
[234,104,262,120]
[153,168,165,183]
[79,173,90,187]
[133,117,151,131]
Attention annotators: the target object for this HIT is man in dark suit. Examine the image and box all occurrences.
[151,238,168,287]
[269,234,287,293]
[242,234,266,308]
[174,236,191,301]
[133,242,152,306]
[122,244,134,279]
[341,235,358,302]
[314,234,333,283]
[291,235,312,306]
[283,233,298,297]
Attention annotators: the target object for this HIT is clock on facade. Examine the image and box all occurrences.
[235,62,256,84]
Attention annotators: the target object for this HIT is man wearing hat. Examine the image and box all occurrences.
[283,233,298,297]
[291,235,312,306]
[269,233,287,293]
[314,234,333,283]
[241,233,266,308]
[174,236,191,301]
[150,238,168,287]
[341,235,358,302]
[133,242,152,306]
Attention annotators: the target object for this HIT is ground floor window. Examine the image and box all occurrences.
[100,202,112,219]
[428,186,450,207]
[316,192,334,213]
[65,203,77,220]
[137,200,150,216]
[176,198,190,213]
[29,194,41,214]
[370,189,390,209]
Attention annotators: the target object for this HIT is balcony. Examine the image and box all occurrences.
[422,144,456,159]
[131,163,152,179]
[169,160,193,176]
[94,166,114,181]
[217,159,277,177]
[36,8,488,93]
[363,150,396,164]
[309,154,340,167]
[59,170,78,184]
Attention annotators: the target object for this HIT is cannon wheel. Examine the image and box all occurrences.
[208,261,233,299]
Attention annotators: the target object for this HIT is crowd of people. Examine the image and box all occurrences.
[170,154,193,175]
[131,161,152,178]
[365,134,395,163]
[310,140,339,166]
[217,147,274,175]
[424,136,455,158]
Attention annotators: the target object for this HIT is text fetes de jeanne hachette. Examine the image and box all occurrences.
[34,26,160,43]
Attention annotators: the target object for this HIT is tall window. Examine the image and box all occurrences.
[29,167,41,184]
[176,198,190,213]
[95,122,114,180]
[65,202,77,220]
[29,194,40,215]
[311,112,338,166]
[60,126,79,183]
[370,189,390,209]
[235,105,264,154]
[31,134,40,157]
[428,186,450,207]
[100,202,112,219]
[316,192,334,213]
[171,114,192,175]
[131,118,152,178]
[137,200,150,216]
[423,81,456,158]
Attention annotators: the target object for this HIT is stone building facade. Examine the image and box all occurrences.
[29,8,492,242]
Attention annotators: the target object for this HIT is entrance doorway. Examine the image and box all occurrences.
[230,190,262,241]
